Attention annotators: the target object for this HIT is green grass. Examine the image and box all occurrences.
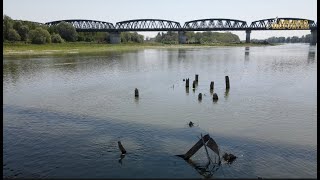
[3,42,275,57]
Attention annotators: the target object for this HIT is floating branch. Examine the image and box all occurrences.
[118,141,127,154]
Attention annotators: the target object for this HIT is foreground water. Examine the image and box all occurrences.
[3,44,317,178]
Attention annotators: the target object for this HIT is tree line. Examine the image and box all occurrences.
[252,34,312,44]
[3,15,144,44]
[154,31,241,44]
[266,34,312,43]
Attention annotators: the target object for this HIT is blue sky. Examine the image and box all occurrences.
[3,0,317,40]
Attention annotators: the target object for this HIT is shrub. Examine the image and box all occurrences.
[7,29,21,41]
[51,33,64,43]
[29,27,51,44]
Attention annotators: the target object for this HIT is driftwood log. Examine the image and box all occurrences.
[179,134,210,160]
[118,141,127,154]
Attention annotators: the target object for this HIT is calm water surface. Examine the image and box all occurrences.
[3,44,317,178]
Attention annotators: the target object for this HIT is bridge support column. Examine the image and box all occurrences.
[110,32,121,44]
[178,31,187,44]
[245,30,251,43]
[310,29,317,45]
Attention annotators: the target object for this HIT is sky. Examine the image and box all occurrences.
[3,0,317,40]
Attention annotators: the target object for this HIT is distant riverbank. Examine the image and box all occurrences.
[3,42,276,57]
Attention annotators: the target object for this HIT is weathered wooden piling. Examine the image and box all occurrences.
[210,81,214,90]
[183,134,210,160]
[118,141,127,154]
[192,80,196,89]
[225,76,230,89]
[186,78,189,88]
[198,93,202,100]
[195,74,199,82]
[212,93,218,100]
[134,88,139,97]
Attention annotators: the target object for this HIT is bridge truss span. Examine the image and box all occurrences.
[183,18,248,31]
[115,19,182,31]
[249,18,317,30]
[45,19,115,32]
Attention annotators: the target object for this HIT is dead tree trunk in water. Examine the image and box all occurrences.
[182,134,210,160]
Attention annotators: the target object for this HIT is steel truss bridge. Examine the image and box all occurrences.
[44,18,317,44]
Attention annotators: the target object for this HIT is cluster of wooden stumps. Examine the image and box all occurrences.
[185,74,230,102]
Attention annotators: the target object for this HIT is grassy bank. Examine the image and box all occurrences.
[3,42,275,57]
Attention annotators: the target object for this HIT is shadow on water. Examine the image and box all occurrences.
[3,105,317,178]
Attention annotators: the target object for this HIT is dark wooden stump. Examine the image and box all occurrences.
[198,93,202,101]
[212,93,218,101]
[135,88,139,97]
[225,76,230,89]
[192,80,196,89]
[210,81,214,90]
[195,74,199,82]
[186,78,189,88]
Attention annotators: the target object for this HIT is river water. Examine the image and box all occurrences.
[3,44,317,178]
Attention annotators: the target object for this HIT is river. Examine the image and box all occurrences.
[3,44,317,178]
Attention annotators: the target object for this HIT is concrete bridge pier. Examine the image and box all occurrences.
[310,29,317,45]
[178,31,187,44]
[245,30,251,43]
[110,31,121,44]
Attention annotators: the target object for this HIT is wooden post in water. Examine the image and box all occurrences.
[212,93,218,101]
[210,81,214,90]
[225,76,230,89]
[192,80,196,89]
[118,141,127,154]
[183,134,210,160]
[186,78,189,88]
[135,88,139,97]
[195,74,199,82]
[198,93,202,101]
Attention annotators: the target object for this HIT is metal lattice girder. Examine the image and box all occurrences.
[183,18,248,31]
[115,19,182,31]
[45,19,115,32]
[249,18,315,30]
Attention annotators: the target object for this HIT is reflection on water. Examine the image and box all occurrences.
[224,89,230,99]
[308,46,316,63]
[3,44,317,178]
[245,46,250,61]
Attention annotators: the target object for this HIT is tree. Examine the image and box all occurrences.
[3,15,13,40]
[29,27,51,44]
[55,21,78,42]
[51,33,64,43]
[7,29,21,41]
[13,21,23,31]
[17,25,29,41]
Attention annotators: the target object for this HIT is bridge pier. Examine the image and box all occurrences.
[178,31,187,44]
[110,32,121,44]
[245,30,251,43]
[310,29,317,45]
